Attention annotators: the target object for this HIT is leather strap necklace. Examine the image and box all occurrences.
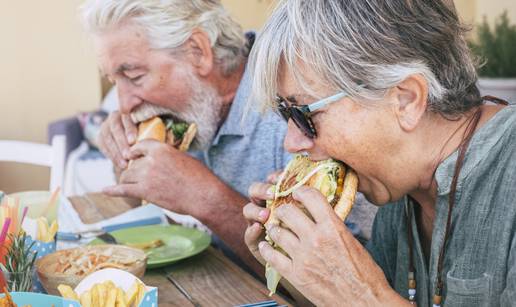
[406,96,508,306]
[406,106,482,306]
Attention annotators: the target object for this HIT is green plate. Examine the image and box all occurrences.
[89,225,211,269]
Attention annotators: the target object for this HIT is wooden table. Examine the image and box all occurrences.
[68,193,292,307]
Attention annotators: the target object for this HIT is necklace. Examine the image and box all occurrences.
[406,107,482,306]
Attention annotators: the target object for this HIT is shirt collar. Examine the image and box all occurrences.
[435,106,516,195]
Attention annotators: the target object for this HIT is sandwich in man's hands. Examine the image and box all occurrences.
[136,116,197,152]
[265,154,358,295]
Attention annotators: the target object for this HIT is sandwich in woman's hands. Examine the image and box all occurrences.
[136,116,197,152]
[265,155,358,295]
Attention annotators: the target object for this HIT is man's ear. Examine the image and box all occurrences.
[392,74,428,132]
[187,29,214,77]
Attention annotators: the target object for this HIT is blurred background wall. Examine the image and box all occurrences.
[0,0,514,193]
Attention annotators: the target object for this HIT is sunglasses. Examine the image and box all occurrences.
[276,91,349,138]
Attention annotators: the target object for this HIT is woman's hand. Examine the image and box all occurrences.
[243,172,281,265]
[259,186,407,306]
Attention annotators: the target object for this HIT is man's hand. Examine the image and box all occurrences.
[258,186,409,306]
[104,140,220,217]
[97,111,138,172]
[103,139,265,275]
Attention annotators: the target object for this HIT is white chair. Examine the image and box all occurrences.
[0,135,66,191]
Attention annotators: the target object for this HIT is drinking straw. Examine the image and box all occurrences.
[41,187,60,218]
[0,218,11,246]
[20,207,28,227]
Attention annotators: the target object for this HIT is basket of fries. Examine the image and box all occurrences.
[58,268,157,307]
[35,245,146,296]
[0,269,155,307]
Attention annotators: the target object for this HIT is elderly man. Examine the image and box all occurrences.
[244,0,516,306]
[79,0,291,274]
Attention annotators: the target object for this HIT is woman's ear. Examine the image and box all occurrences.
[187,29,214,77]
[392,74,428,132]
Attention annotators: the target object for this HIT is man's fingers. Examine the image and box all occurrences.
[274,203,314,238]
[110,114,131,159]
[265,225,299,256]
[243,202,270,224]
[259,241,292,274]
[292,186,333,223]
[248,182,274,204]
[103,184,141,199]
[118,159,146,184]
[122,113,137,145]
[100,130,127,169]
[127,140,163,160]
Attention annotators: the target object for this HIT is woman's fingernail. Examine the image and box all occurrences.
[119,159,127,168]
[259,209,269,220]
[258,241,266,249]
[266,187,274,197]
[127,133,136,144]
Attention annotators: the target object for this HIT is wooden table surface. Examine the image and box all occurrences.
[68,193,292,307]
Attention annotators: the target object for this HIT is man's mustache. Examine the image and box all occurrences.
[130,103,175,124]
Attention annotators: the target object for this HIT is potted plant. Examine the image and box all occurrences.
[469,11,516,104]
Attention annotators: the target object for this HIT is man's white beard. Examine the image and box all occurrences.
[130,73,224,151]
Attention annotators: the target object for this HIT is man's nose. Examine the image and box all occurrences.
[283,120,314,154]
[116,81,142,114]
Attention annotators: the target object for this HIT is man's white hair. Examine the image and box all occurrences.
[81,0,247,76]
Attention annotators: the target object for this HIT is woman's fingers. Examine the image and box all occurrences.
[259,241,292,274]
[248,182,275,205]
[265,225,300,256]
[267,170,283,184]
[274,203,314,239]
[243,202,270,224]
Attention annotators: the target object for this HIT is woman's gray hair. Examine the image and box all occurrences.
[249,0,481,116]
[81,0,246,76]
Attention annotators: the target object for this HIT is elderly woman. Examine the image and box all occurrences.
[243,0,516,306]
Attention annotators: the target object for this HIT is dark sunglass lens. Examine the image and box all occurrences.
[290,108,316,138]
[277,105,290,121]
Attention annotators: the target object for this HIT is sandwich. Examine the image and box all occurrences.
[265,155,358,295]
[134,116,197,205]
[136,116,197,152]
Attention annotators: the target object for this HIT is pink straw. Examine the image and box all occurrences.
[20,207,28,227]
[0,218,11,246]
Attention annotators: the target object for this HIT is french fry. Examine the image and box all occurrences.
[135,282,146,307]
[103,280,116,291]
[59,280,148,307]
[48,220,58,242]
[37,217,48,241]
[57,284,79,301]
[91,284,101,307]
[80,290,92,307]
[125,281,139,306]
[105,287,117,307]
[116,287,128,307]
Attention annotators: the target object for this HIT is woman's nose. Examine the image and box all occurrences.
[283,120,314,154]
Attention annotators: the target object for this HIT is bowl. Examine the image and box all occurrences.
[35,244,147,295]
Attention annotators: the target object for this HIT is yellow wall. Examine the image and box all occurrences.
[1,0,515,193]
[456,0,516,25]
[221,0,277,31]
[0,0,101,193]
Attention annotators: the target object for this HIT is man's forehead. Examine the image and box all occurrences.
[95,39,150,76]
